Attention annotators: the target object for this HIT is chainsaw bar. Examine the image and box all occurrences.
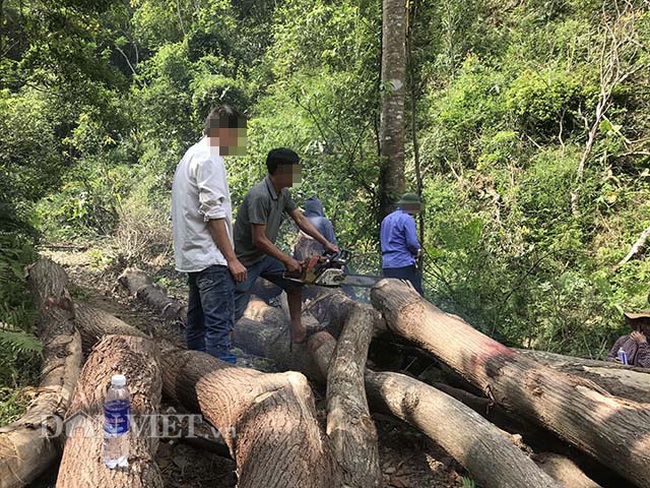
[339,274,382,288]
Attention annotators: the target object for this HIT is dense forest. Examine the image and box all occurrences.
[1,0,649,415]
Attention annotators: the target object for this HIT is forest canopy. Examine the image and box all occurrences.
[1,0,650,384]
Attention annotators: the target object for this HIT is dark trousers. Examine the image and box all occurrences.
[187,265,236,363]
[382,265,423,295]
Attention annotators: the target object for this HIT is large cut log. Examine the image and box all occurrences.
[233,296,327,382]
[118,267,186,323]
[308,331,564,488]
[304,287,387,338]
[531,453,602,488]
[516,348,650,404]
[0,259,82,488]
[326,303,381,487]
[57,335,163,487]
[70,296,342,486]
[371,279,650,488]
[158,341,341,488]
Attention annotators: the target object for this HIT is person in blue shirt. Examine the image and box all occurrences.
[380,192,423,295]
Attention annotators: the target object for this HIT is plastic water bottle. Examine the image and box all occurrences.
[103,374,130,469]
[617,348,629,366]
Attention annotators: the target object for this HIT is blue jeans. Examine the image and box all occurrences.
[383,265,423,295]
[187,265,236,363]
[234,256,301,322]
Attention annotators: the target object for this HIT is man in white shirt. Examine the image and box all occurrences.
[171,105,247,363]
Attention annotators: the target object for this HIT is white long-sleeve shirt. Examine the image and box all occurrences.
[171,137,233,272]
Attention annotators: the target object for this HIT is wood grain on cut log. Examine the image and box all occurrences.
[57,335,162,488]
[516,348,650,404]
[371,279,650,488]
[158,342,342,488]
[68,287,342,487]
[308,331,565,488]
[0,259,82,488]
[118,267,186,323]
[326,303,381,487]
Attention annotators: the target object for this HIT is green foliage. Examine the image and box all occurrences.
[2,0,650,365]
[0,233,41,390]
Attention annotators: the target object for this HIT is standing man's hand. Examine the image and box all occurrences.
[631,330,647,344]
[227,258,248,283]
[324,242,339,254]
[284,256,303,274]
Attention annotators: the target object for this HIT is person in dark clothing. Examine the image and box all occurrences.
[303,196,337,246]
[607,311,650,367]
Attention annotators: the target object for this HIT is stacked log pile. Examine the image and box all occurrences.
[2,257,649,488]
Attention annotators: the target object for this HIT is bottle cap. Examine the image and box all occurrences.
[111,374,127,387]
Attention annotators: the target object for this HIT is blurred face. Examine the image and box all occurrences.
[636,321,650,337]
[208,127,247,155]
[274,163,302,188]
[401,202,420,215]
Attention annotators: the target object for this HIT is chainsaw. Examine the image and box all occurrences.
[284,249,381,288]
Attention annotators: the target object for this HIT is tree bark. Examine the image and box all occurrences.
[531,453,602,488]
[379,0,407,220]
[70,295,341,487]
[0,259,82,488]
[308,331,565,488]
[366,371,562,488]
[56,335,163,488]
[304,286,387,338]
[371,279,650,488]
[118,267,186,323]
[516,348,650,404]
[326,304,381,487]
[158,341,342,488]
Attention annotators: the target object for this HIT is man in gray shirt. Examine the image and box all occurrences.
[234,148,338,344]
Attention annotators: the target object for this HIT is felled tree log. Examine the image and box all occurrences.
[0,259,82,488]
[158,342,341,488]
[371,279,650,488]
[233,296,327,382]
[531,453,601,488]
[307,331,563,488]
[304,287,387,338]
[70,295,342,487]
[516,348,650,404]
[118,267,186,323]
[326,303,381,487]
[57,335,163,487]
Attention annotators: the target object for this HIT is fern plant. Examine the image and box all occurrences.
[0,232,41,388]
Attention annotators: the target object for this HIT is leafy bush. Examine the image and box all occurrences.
[0,233,41,391]
[36,158,135,238]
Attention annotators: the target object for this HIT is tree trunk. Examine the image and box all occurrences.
[157,341,342,488]
[57,335,163,488]
[0,259,82,488]
[532,453,602,488]
[379,0,407,220]
[70,295,342,487]
[304,286,387,338]
[516,348,650,404]
[367,371,562,488]
[308,331,566,488]
[118,267,187,323]
[326,304,381,487]
[371,279,650,488]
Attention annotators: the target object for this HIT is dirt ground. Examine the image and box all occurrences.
[35,244,468,488]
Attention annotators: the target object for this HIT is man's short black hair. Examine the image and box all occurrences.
[266,148,300,175]
[204,104,245,134]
